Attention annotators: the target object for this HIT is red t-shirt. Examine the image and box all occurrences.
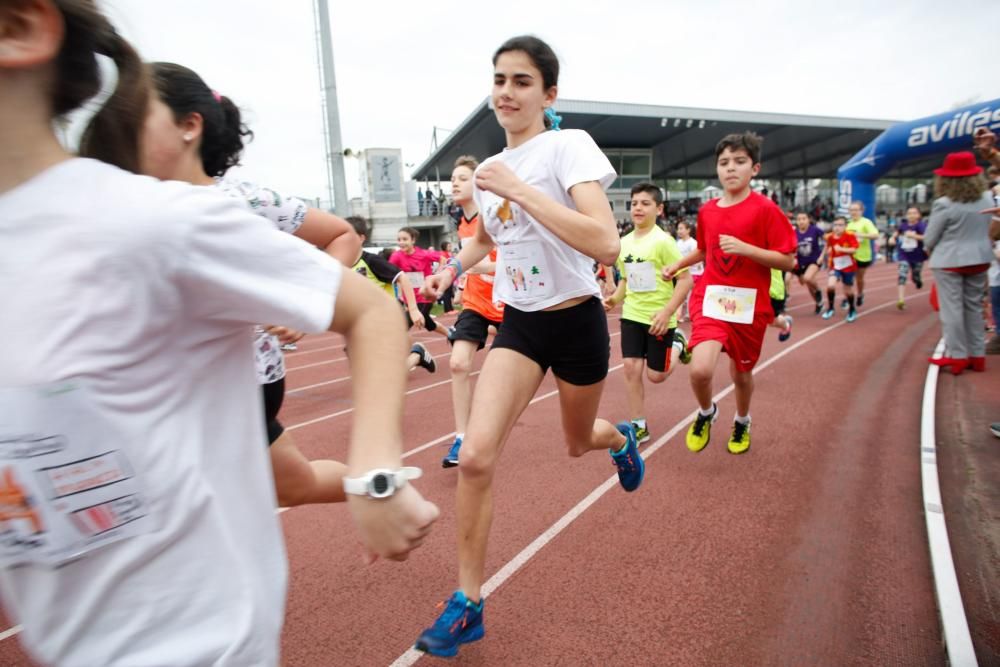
[693,192,796,317]
[389,247,439,304]
[456,214,504,322]
[825,232,859,273]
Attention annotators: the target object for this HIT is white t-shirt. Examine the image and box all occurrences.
[474,129,615,311]
[215,176,310,385]
[0,159,342,667]
[989,240,1000,287]
[675,236,703,275]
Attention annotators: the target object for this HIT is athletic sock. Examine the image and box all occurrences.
[632,418,647,430]
[847,294,856,310]
[455,432,464,441]
[827,288,836,309]
[698,405,715,417]
[734,414,751,425]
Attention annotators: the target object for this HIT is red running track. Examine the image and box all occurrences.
[0,263,951,666]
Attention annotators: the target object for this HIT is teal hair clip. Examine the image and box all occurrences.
[544,107,562,131]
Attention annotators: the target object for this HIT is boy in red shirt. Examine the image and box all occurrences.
[664,132,796,454]
[820,216,860,323]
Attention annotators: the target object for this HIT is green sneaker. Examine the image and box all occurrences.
[686,403,718,452]
[674,329,692,365]
[727,420,751,455]
[632,422,650,444]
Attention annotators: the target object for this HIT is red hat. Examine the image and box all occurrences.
[933,151,983,177]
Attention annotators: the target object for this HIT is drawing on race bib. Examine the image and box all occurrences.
[0,467,44,535]
[497,199,513,225]
[702,285,756,324]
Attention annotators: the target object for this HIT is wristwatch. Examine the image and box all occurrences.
[342,467,422,499]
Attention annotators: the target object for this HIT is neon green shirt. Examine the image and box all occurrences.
[615,225,683,327]
[769,269,785,300]
[847,217,878,263]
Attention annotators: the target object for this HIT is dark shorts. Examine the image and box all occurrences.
[832,270,856,286]
[449,308,502,351]
[405,301,439,332]
[770,297,786,316]
[793,261,819,277]
[492,296,610,386]
[620,318,674,373]
[262,378,285,446]
[856,258,873,269]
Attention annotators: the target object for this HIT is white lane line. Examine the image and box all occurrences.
[921,339,979,667]
[288,352,464,395]
[389,291,923,667]
[0,625,21,642]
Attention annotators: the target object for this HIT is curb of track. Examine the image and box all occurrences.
[921,338,978,666]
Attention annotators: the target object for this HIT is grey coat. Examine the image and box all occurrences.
[924,193,994,269]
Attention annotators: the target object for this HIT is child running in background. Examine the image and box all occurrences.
[846,200,880,307]
[663,132,796,455]
[675,218,703,321]
[792,211,825,313]
[443,155,505,467]
[821,216,860,322]
[345,216,438,373]
[768,269,793,341]
[391,227,450,340]
[604,182,692,444]
[892,205,927,309]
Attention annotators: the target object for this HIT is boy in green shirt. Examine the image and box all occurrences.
[846,200,879,306]
[604,183,693,443]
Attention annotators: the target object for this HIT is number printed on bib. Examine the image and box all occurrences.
[625,262,656,292]
[404,271,425,291]
[833,255,853,270]
[499,242,555,300]
[900,237,918,251]
[702,285,757,324]
[0,383,151,568]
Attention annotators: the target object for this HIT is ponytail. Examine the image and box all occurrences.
[51,1,149,173]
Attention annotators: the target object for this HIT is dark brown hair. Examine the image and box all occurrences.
[149,62,254,177]
[398,226,420,242]
[55,0,149,173]
[345,215,370,239]
[715,132,763,165]
[630,182,663,206]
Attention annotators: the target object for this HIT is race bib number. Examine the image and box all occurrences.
[499,242,555,300]
[0,383,150,568]
[404,271,425,291]
[703,285,756,324]
[797,239,813,257]
[625,262,656,292]
[833,255,853,270]
[900,237,918,251]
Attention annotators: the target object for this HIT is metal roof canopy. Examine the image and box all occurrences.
[413,98,907,183]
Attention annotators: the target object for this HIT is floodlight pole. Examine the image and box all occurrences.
[314,0,349,215]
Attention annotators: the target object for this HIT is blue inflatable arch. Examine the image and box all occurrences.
[837,98,1000,217]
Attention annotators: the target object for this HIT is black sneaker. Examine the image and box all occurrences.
[914,276,923,289]
[412,343,436,373]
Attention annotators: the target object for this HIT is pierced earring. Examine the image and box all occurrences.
[183,134,193,142]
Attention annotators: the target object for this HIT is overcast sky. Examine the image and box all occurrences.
[103,0,998,205]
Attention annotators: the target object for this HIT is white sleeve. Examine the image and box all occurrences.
[174,188,340,333]
[221,178,308,234]
[554,130,616,193]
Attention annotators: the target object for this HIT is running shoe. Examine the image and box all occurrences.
[991,422,1000,439]
[841,298,849,309]
[778,315,793,342]
[897,300,905,310]
[446,326,457,341]
[814,298,823,315]
[846,310,858,323]
[821,308,835,320]
[686,403,718,452]
[632,422,651,445]
[610,422,644,492]
[414,591,485,657]
[914,276,923,289]
[674,329,692,364]
[857,294,865,307]
[727,420,751,455]
[442,436,462,468]
[412,343,436,373]
[280,342,297,352]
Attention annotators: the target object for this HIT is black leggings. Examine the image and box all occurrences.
[262,377,285,445]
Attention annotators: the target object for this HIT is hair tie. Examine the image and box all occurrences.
[212,90,222,103]
[544,107,562,131]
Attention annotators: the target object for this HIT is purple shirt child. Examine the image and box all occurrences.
[795,225,825,268]
[896,220,927,264]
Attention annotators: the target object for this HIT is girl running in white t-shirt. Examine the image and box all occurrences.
[415,35,643,658]
[0,6,436,664]
[141,61,361,507]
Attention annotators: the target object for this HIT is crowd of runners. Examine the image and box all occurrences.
[2,2,999,665]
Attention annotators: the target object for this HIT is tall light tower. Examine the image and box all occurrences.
[313,0,349,215]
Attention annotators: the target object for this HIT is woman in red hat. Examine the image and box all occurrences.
[924,151,996,374]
